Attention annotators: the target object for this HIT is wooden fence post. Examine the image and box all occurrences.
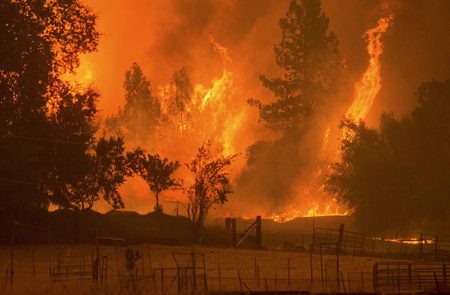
[231,219,237,247]
[435,235,439,260]
[338,224,345,252]
[256,216,262,249]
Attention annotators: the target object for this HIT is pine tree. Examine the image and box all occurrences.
[249,0,342,132]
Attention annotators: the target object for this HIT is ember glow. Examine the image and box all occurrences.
[373,237,434,245]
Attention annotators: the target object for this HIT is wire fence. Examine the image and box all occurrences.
[0,243,382,294]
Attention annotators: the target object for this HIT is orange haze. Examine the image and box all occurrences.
[69,0,450,218]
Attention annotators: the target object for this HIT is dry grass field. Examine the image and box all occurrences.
[0,243,405,294]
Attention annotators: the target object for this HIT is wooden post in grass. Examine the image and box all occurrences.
[338,224,344,252]
[340,272,346,293]
[435,235,439,260]
[256,216,262,249]
[231,218,237,247]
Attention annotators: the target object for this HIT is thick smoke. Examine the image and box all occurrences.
[84,0,450,215]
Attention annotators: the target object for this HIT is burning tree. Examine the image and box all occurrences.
[135,153,180,213]
[105,62,161,143]
[164,67,193,134]
[185,141,236,235]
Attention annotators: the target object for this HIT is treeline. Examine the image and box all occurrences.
[326,80,450,234]
[2,0,449,237]
[0,0,234,237]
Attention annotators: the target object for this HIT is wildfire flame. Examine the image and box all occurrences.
[270,16,392,223]
[192,69,246,156]
[373,237,434,245]
[156,36,246,168]
[272,199,350,223]
[345,16,392,124]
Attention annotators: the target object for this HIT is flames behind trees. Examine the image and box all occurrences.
[28,0,450,226]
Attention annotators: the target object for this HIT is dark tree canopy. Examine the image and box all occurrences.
[0,0,100,220]
[186,141,236,230]
[326,80,450,233]
[105,62,161,142]
[249,0,342,132]
[49,137,135,211]
[135,152,180,213]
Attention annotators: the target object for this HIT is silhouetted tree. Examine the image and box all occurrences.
[105,63,161,142]
[185,141,236,234]
[0,0,99,221]
[237,0,343,213]
[248,0,342,132]
[326,80,450,233]
[48,137,136,210]
[136,153,180,213]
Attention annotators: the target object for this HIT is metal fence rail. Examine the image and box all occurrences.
[373,261,450,293]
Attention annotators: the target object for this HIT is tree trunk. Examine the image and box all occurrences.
[193,207,206,243]
[154,191,161,213]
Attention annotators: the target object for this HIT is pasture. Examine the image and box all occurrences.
[0,243,402,294]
